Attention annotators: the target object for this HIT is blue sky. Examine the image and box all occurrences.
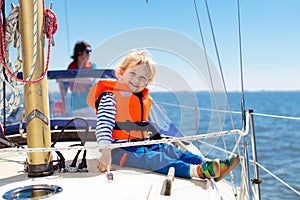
[5,0,300,91]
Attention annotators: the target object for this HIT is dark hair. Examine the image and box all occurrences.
[71,41,91,61]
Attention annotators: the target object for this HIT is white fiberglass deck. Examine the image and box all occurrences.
[0,144,238,200]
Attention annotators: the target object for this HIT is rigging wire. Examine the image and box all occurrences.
[64,0,71,61]
[193,0,240,159]
[192,3,232,177]
[193,0,246,196]
[237,0,246,131]
[192,0,223,132]
[199,0,245,163]
[202,0,236,130]
[235,1,255,198]
[254,161,300,196]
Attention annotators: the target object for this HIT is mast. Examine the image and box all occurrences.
[19,0,53,177]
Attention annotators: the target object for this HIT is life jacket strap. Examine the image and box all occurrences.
[113,121,162,140]
[113,121,150,132]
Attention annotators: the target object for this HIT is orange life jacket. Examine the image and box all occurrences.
[87,80,152,140]
[68,61,92,70]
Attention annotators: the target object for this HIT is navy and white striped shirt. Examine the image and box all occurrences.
[96,92,116,145]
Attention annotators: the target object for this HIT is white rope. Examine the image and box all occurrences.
[0,5,21,118]
[25,0,38,81]
[0,129,243,153]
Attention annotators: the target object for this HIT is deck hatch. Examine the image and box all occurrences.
[2,184,62,199]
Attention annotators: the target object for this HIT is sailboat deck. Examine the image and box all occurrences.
[0,143,238,200]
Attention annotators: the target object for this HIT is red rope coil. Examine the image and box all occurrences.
[0,6,58,84]
[44,8,58,39]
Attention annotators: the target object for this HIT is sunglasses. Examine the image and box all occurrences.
[85,49,92,54]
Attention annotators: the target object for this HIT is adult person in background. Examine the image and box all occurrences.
[56,41,96,116]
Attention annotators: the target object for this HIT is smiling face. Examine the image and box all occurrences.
[120,64,151,93]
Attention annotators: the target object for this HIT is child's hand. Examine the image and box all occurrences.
[98,148,112,172]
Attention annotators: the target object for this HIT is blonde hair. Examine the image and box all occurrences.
[115,50,157,83]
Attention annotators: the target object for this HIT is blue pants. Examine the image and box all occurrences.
[112,143,202,178]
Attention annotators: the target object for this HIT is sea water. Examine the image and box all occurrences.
[150,91,300,200]
[241,91,300,200]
